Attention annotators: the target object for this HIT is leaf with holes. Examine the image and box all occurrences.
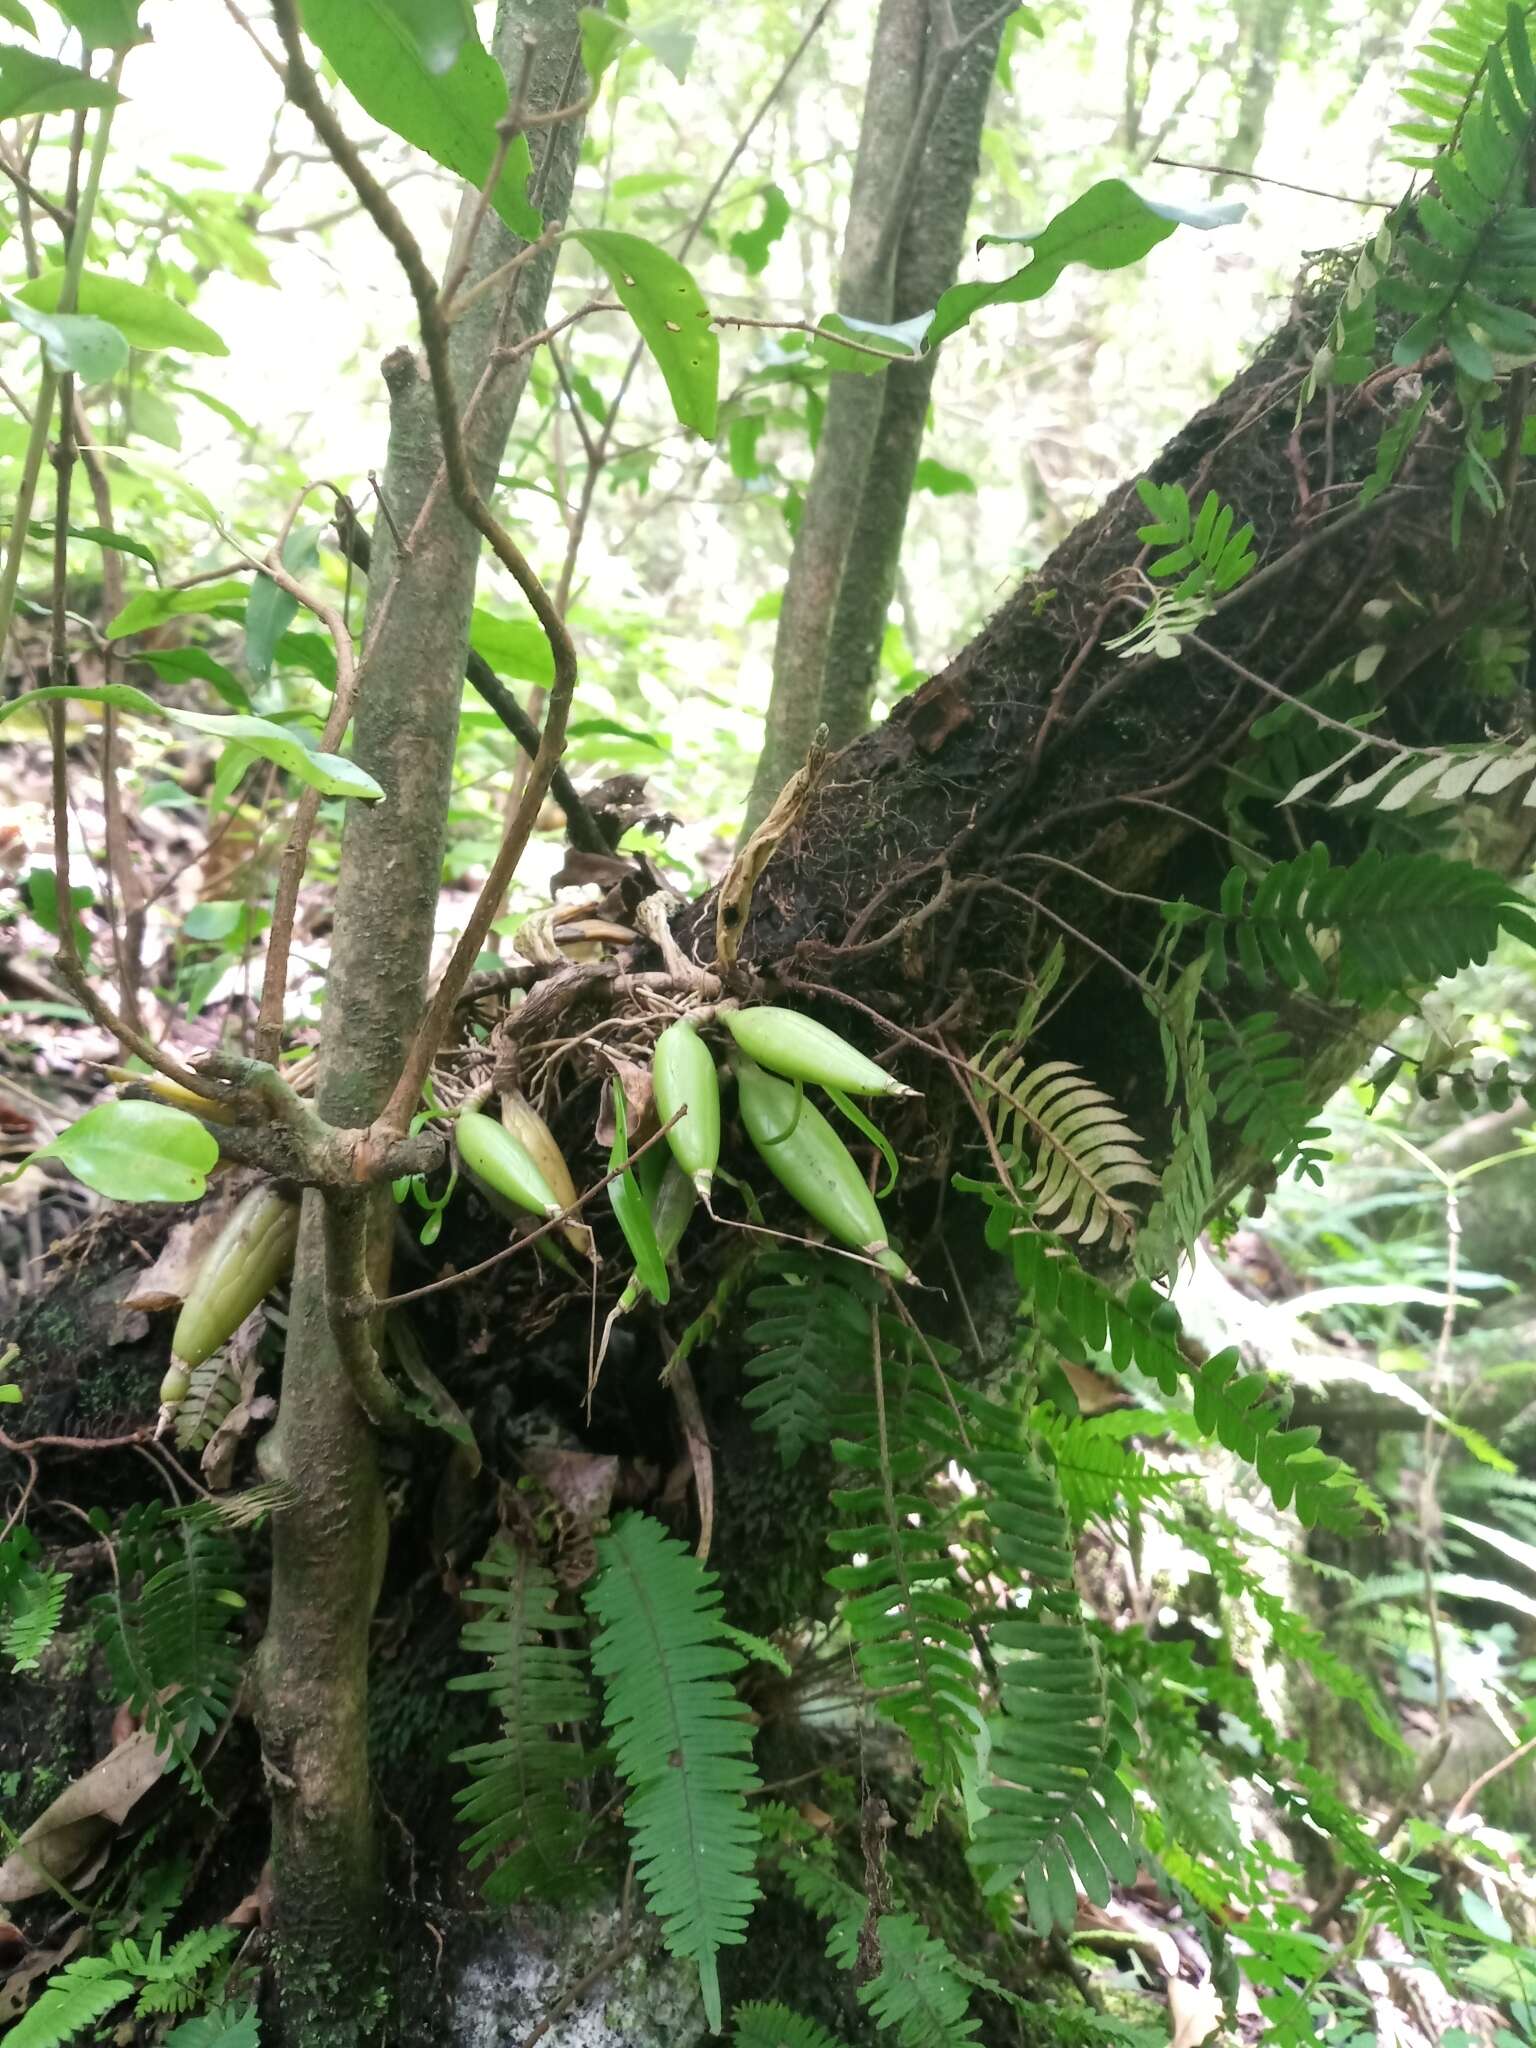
[574,229,718,438]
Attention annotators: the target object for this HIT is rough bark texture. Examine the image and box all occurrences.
[255,6,586,2040]
[692,292,1535,1209]
[743,0,929,830]
[818,0,1008,747]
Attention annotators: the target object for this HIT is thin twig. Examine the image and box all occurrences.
[1150,152,1390,209]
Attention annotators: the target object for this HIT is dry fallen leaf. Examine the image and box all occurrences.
[1167,1974,1224,2048]
[0,1729,170,1903]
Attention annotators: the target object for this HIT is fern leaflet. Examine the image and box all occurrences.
[165,2010,262,2048]
[994,1216,1378,1532]
[0,1527,68,1673]
[1105,480,1256,659]
[857,1914,981,2048]
[93,1504,245,1786]
[1203,1013,1330,1185]
[449,1542,595,1903]
[972,1050,1156,1248]
[7,1957,134,2048]
[742,1253,871,1463]
[1393,1,1536,167]
[1197,844,1536,1004]
[174,1357,247,1454]
[731,2002,850,2048]
[584,1511,762,2032]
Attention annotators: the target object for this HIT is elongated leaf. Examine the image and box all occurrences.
[574,228,718,438]
[811,309,932,377]
[607,1081,668,1303]
[29,520,158,574]
[469,606,554,684]
[23,1100,218,1203]
[376,0,473,71]
[14,270,226,354]
[0,42,116,118]
[107,581,251,639]
[303,0,539,239]
[245,524,321,683]
[928,180,1244,347]
[2,293,127,382]
[0,683,383,801]
[139,645,250,710]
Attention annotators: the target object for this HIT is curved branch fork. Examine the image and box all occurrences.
[196,1054,444,1188]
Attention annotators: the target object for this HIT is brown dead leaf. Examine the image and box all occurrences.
[521,1447,618,1527]
[120,1208,227,1313]
[1167,1975,1223,2048]
[1060,1360,1130,1416]
[594,1054,653,1147]
[714,728,827,968]
[0,1728,170,1902]
[0,1927,85,2025]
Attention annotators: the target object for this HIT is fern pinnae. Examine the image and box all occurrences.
[827,1304,983,1822]
[449,1541,595,1902]
[731,2002,850,2048]
[973,1051,1156,1249]
[584,1511,762,2032]
[0,1528,68,1674]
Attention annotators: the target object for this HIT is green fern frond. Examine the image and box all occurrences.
[114,1928,235,2016]
[1393,0,1536,168]
[828,1308,984,1822]
[1104,480,1257,659]
[164,2009,262,2048]
[960,1437,1142,1926]
[1202,1013,1330,1186]
[997,1223,1378,1532]
[731,2002,850,2048]
[93,1504,245,1786]
[743,1253,873,1463]
[972,1051,1157,1249]
[1136,959,1216,1279]
[1199,845,1536,1004]
[1033,1409,1180,1528]
[7,1956,134,2048]
[858,1914,981,2048]
[584,1512,762,2032]
[1385,9,1536,374]
[449,1541,596,1902]
[0,1528,68,1673]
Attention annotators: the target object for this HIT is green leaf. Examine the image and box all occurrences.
[23,866,92,958]
[573,228,718,437]
[22,1099,219,1203]
[29,519,158,574]
[303,0,539,240]
[0,683,384,801]
[579,8,694,82]
[0,3,38,32]
[928,180,1245,347]
[730,182,790,274]
[51,0,143,44]
[106,581,252,639]
[607,1081,669,1303]
[469,605,555,684]
[245,524,321,683]
[372,0,473,72]
[2,293,127,382]
[140,645,250,711]
[164,2007,262,2048]
[913,457,976,496]
[0,43,116,119]
[811,308,932,376]
[13,271,226,354]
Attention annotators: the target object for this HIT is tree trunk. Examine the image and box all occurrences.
[744,0,1008,828]
[254,6,586,2040]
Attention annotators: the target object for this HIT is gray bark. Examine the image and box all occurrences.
[818,0,1006,747]
[743,0,928,831]
[255,7,587,2040]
